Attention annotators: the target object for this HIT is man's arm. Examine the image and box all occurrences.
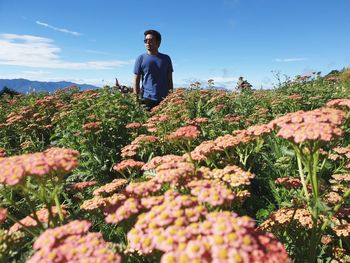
[133,74,141,96]
[167,71,173,92]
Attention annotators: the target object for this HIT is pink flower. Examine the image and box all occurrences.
[167,125,200,141]
[0,208,8,224]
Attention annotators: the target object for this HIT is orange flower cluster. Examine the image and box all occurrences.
[329,173,350,194]
[154,161,196,187]
[113,159,145,174]
[121,135,158,158]
[324,191,342,205]
[80,193,127,211]
[269,107,346,144]
[186,117,209,126]
[185,125,271,163]
[223,114,243,125]
[327,98,350,110]
[93,179,128,197]
[205,165,255,188]
[132,134,159,144]
[9,206,68,233]
[141,114,171,132]
[331,173,350,182]
[82,121,102,134]
[287,94,303,100]
[260,208,314,231]
[67,180,97,191]
[167,125,200,141]
[0,148,6,157]
[27,220,121,263]
[261,206,350,238]
[216,126,270,149]
[187,141,223,162]
[275,177,302,189]
[0,208,8,224]
[104,157,253,222]
[0,147,79,186]
[121,144,140,158]
[125,180,162,197]
[2,95,64,131]
[186,179,234,206]
[142,154,186,170]
[125,122,142,129]
[332,146,350,158]
[127,208,291,263]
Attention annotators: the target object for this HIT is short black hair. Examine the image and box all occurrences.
[144,29,161,45]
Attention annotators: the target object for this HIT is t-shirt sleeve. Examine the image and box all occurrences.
[168,56,174,72]
[133,55,143,75]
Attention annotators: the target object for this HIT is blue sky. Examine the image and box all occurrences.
[0,0,349,89]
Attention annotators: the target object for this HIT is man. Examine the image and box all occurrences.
[133,29,173,110]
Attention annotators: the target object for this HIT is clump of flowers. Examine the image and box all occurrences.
[186,179,234,206]
[260,207,350,240]
[121,135,159,158]
[187,140,223,163]
[154,161,196,187]
[167,125,200,142]
[27,220,121,263]
[0,147,79,186]
[93,179,129,197]
[126,122,143,129]
[82,121,102,134]
[127,208,291,263]
[9,206,69,233]
[0,148,6,157]
[207,165,255,188]
[113,159,145,177]
[275,177,302,189]
[0,208,8,224]
[67,180,97,191]
[269,107,346,144]
[80,193,127,212]
[0,229,25,263]
[326,98,350,110]
[142,154,186,171]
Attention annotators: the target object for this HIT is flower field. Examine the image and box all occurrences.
[1,72,350,262]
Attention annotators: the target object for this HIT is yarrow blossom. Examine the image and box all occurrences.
[142,155,186,171]
[326,98,350,110]
[275,177,302,189]
[0,148,6,157]
[93,179,128,196]
[125,122,142,129]
[67,180,97,191]
[9,206,69,233]
[0,208,8,224]
[0,148,79,186]
[113,159,145,174]
[27,220,121,263]
[207,165,255,188]
[269,107,347,144]
[167,125,200,141]
[127,208,291,263]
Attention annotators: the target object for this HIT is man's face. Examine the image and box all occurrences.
[144,34,159,52]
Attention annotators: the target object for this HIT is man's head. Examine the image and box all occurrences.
[144,29,161,52]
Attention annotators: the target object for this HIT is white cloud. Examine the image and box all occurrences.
[179,76,238,90]
[85,49,111,55]
[0,34,134,69]
[36,21,81,36]
[275,57,308,62]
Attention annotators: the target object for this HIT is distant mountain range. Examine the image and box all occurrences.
[0,79,99,93]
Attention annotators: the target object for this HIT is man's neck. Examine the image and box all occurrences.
[147,50,159,56]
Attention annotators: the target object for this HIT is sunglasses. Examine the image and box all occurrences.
[144,38,156,43]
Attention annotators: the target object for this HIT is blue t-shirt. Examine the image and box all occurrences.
[133,53,173,101]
